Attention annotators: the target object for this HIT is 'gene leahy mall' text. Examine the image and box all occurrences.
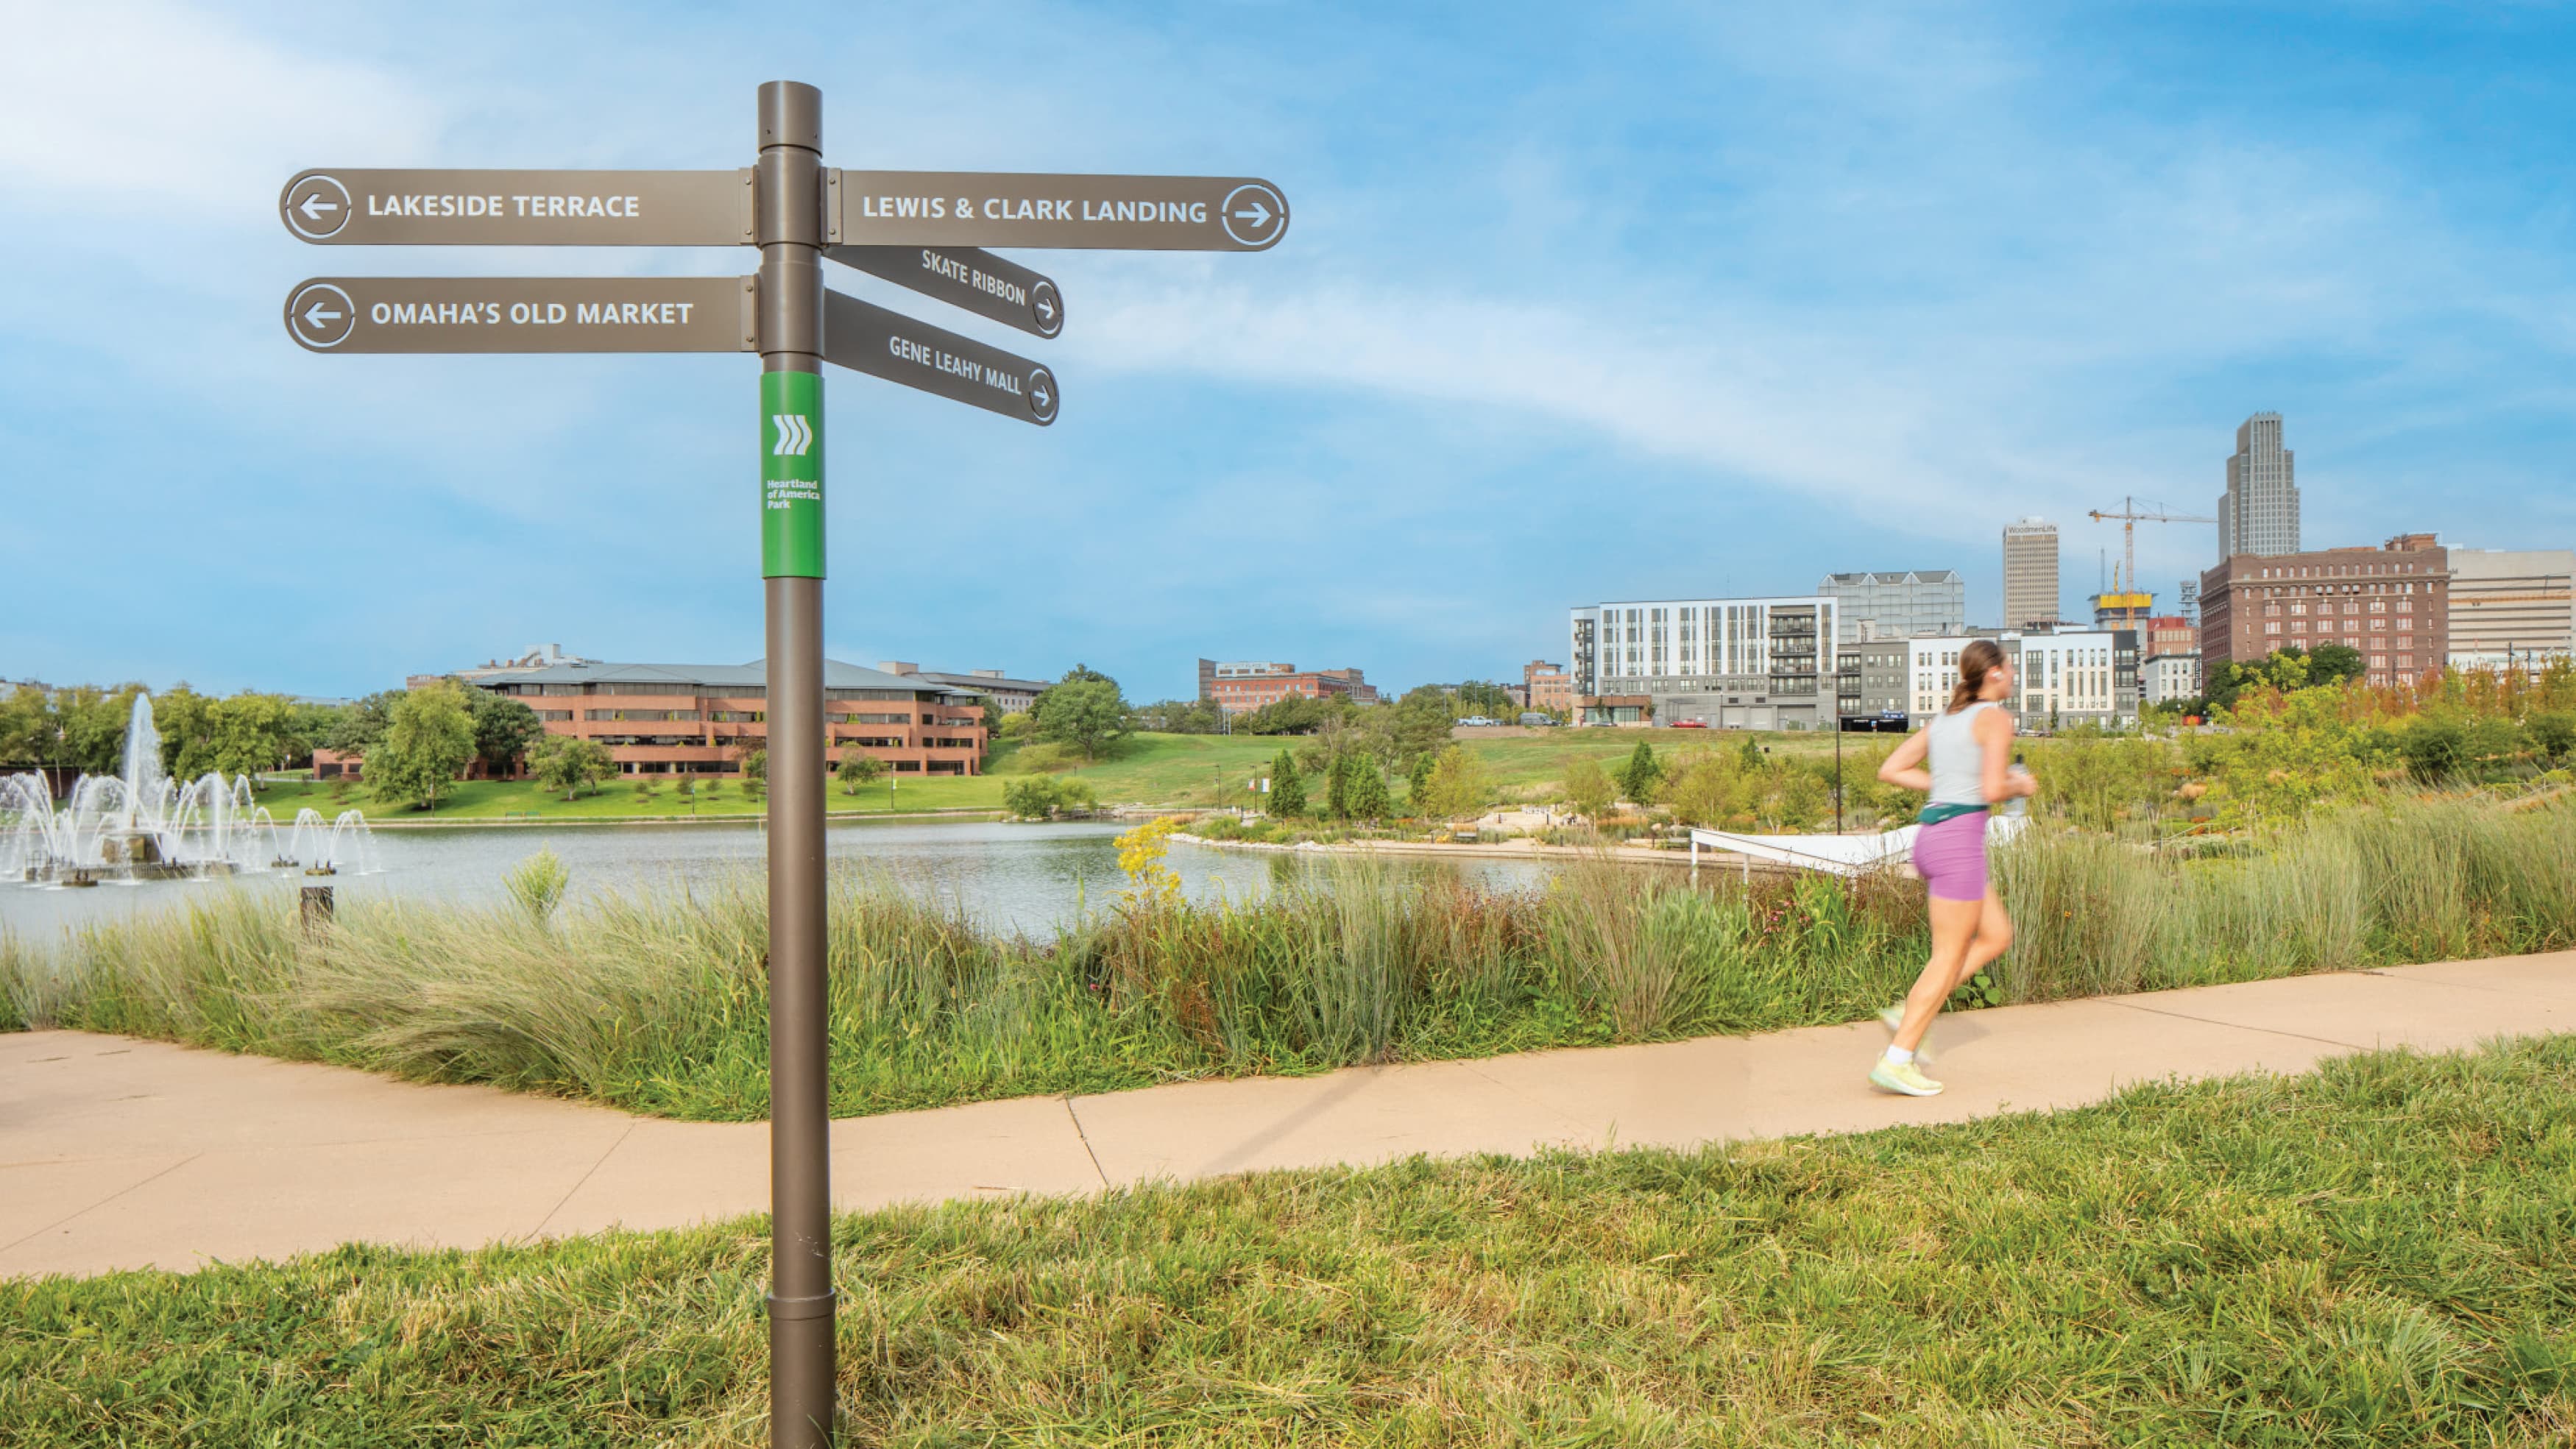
[887,333,1026,397]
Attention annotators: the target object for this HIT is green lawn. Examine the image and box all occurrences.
[269,728,1841,822]
[7,1038,2571,1445]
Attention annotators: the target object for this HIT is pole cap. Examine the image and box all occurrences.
[759,82,823,152]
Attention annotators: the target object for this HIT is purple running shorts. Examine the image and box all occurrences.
[1915,810,1990,903]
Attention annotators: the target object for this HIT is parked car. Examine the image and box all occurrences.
[1517,712,1557,726]
[1669,719,1708,729]
[1458,715,1496,727]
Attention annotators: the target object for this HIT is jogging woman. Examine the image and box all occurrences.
[1867,638,2036,1097]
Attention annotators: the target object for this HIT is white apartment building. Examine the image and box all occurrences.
[2446,548,2575,673]
[1901,630,2140,730]
[1817,569,1967,644]
[2142,652,2204,706]
[1569,595,1840,729]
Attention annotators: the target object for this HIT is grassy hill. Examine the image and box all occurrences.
[255,727,1850,822]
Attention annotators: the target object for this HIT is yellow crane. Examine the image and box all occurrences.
[2088,496,2218,631]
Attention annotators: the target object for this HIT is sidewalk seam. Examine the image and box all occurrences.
[528,1122,637,1238]
[1063,1099,1111,1189]
[2104,999,2369,1051]
[0,1152,204,1255]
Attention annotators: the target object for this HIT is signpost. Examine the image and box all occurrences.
[822,290,1056,425]
[280,80,1284,1448]
[829,169,1288,250]
[280,169,749,246]
[285,277,753,352]
[825,244,1063,338]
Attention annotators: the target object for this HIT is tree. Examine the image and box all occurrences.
[1407,750,1437,806]
[836,751,885,795]
[1616,740,1663,804]
[1660,754,1749,828]
[57,685,146,776]
[326,690,404,755]
[1031,670,1131,762]
[1130,698,1225,734]
[1242,695,1332,735]
[0,684,48,767]
[1448,680,1518,718]
[1345,756,1392,821]
[1736,735,1765,773]
[2305,643,2367,688]
[1418,745,1496,821]
[1565,757,1617,822]
[1387,686,1458,768]
[459,686,545,778]
[740,748,768,782]
[1325,751,1356,819]
[528,734,616,801]
[1002,775,1096,820]
[369,682,477,810]
[2530,711,2576,765]
[1267,748,1306,817]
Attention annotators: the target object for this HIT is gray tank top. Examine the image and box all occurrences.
[1926,701,1999,807]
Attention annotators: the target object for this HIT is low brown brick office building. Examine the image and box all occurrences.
[2199,534,2449,687]
[313,659,987,780]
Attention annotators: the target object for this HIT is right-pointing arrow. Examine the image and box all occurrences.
[1231,199,1272,228]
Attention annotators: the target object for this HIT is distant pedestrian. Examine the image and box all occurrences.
[1866,638,2036,1097]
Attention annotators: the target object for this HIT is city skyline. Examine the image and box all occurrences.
[7,4,2576,704]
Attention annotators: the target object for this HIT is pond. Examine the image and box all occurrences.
[0,818,1555,941]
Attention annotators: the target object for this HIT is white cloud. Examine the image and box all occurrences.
[0,0,440,212]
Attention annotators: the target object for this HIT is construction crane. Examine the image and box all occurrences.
[2088,496,2218,630]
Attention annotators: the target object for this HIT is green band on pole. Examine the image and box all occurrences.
[761,371,824,578]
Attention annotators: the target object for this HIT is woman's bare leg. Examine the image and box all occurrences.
[1893,896,1981,1052]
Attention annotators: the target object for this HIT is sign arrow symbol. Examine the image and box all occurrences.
[299,194,341,222]
[1036,297,1055,321]
[1032,379,1052,407]
[302,302,343,329]
[1231,199,1272,229]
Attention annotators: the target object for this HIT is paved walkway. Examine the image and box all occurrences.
[5,952,2572,1278]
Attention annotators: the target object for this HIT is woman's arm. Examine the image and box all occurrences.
[1878,726,1933,792]
[1975,706,2035,803]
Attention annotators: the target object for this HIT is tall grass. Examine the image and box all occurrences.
[6,796,2571,1122]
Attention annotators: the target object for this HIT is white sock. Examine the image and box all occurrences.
[1883,1046,1914,1066]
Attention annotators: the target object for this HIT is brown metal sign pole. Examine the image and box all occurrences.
[755,79,838,1449]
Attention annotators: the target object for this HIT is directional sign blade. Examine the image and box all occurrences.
[280,170,750,246]
[829,171,1286,252]
[824,245,1064,339]
[821,290,1056,425]
[284,277,755,353]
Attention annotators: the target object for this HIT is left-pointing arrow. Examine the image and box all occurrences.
[299,194,339,221]
[302,302,342,328]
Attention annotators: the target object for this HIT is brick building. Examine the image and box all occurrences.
[320,659,989,780]
[1196,659,1378,714]
[1523,660,1573,713]
[2198,534,2448,688]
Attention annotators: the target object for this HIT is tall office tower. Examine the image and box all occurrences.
[2002,517,2060,631]
[2218,411,2301,559]
[2180,578,2200,628]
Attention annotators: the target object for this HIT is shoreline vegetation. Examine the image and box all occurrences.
[7,1038,2573,1443]
[7,795,2571,1124]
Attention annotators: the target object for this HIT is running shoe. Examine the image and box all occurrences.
[1869,1058,1944,1097]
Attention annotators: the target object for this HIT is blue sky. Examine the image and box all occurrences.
[4,1,2572,702]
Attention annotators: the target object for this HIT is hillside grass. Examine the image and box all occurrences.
[260,729,1825,821]
[6,1038,2572,1446]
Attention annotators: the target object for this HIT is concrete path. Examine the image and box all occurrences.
[5,951,2571,1278]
